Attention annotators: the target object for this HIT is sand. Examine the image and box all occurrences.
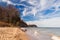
[0,27,30,40]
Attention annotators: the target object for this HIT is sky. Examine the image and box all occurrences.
[0,0,60,27]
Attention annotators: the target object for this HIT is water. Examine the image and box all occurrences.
[26,27,60,40]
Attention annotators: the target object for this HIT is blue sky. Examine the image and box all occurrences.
[0,0,60,27]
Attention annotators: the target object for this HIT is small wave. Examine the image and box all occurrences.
[51,34,60,40]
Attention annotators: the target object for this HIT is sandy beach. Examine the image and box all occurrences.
[0,27,60,40]
[0,27,30,40]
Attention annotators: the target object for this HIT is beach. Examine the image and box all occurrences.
[0,27,60,40]
[26,29,51,40]
[26,27,60,40]
[0,27,30,40]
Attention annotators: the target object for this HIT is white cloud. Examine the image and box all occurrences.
[26,1,60,27]
[1,0,15,5]
[26,17,60,27]
[2,0,8,2]
[40,0,56,10]
[22,0,56,17]
[1,0,22,5]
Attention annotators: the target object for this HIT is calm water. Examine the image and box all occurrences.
[26,27,60,40]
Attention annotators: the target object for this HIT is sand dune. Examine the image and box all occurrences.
[0,27,30,40]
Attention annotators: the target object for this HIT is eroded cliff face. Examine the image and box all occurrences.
[0,5,28,27]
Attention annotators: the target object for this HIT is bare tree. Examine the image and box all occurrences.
[0,5,28,27]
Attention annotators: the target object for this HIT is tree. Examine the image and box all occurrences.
[0,5,28,27]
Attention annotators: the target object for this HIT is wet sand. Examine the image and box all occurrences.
[25,27,60,40]
[26,29,52,40]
